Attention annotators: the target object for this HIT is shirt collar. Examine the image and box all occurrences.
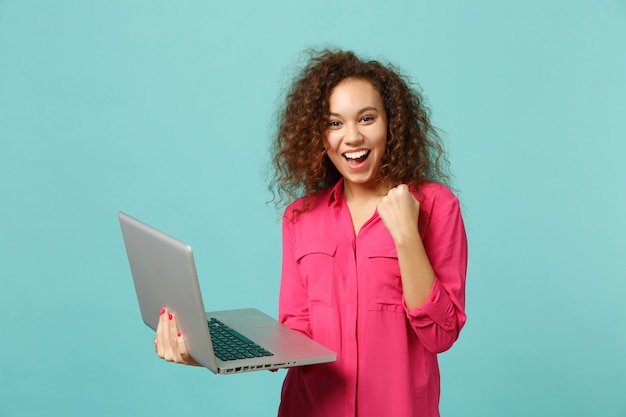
[327,178,344,208]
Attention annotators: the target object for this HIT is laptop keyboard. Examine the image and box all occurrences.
[208,318,274,362]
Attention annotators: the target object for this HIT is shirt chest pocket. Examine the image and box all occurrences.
[295,242,337,307]
[367,245,404,312]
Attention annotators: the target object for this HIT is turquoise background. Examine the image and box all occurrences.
[1,1,625,416]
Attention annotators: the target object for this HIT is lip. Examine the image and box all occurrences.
[342,148,370,159]
[345,159,368,171]
[342,148,371,170]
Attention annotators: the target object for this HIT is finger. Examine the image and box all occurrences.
[389,185,401,197]
[156,307,167,358]
[177,331,199,365]
[159,308,176,361]
[176,330,186,358]
[163,310,177,361]
[389,184,406,197]
[167,312,184,362]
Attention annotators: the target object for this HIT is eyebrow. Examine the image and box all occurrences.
[329,106,380,117]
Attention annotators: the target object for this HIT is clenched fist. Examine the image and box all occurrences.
[377,184,421,245]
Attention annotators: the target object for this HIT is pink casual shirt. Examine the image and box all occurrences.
[278,179,468,417]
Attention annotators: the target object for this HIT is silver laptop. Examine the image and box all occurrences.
[119,211,336,374]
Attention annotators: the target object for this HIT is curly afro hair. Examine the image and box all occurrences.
[269,48,450,211]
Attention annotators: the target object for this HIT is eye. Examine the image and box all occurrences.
[360,115,375,123]
[328,120,342,128]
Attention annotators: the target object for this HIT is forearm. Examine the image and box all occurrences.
[395,232,435,310]
[388,184,467,353]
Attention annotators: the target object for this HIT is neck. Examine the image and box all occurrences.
[342,180,389,203]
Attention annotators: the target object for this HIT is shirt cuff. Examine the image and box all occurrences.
[404,279,457,332]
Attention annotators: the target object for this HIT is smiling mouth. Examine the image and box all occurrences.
[343,150,370,165]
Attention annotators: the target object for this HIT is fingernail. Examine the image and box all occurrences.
[177,331,182,337]
[168,313,173,320]
[159,307,166,315]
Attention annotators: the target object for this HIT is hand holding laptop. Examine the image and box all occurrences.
[154,307,200,366]
[154,307,281,372]
[120,211,335,374]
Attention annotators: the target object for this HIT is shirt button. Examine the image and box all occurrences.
[444,320,453,329]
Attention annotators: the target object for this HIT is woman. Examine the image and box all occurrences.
[156,49,467,417]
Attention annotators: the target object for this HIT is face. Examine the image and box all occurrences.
[325,77,388,194]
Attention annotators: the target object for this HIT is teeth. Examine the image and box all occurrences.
[344,150,369,159]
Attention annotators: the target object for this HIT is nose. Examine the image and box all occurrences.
[344,122,363,144]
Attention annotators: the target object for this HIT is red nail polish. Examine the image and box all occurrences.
[177,331,182,337]
[168,313,173,320]
[160,308,166,316]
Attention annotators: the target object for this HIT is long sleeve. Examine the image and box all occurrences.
[278,213,312,337]
[277,181,467,417]
[404,185,468,353]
